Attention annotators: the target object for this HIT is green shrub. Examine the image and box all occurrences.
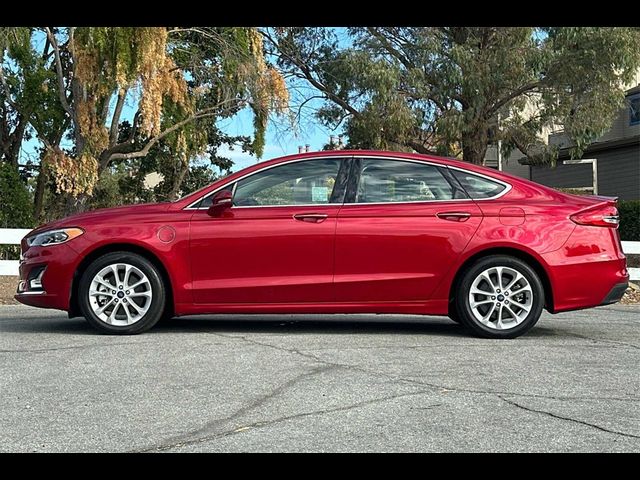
[619,200,640,241]
[0,162,34,260]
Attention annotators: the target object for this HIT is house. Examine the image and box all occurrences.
[485,81,640,201]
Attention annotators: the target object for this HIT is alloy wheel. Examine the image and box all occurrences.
[88,263,153,326]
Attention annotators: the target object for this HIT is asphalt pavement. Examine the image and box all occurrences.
[1,304,639,452]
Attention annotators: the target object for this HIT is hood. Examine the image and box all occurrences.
[28,202,171,237]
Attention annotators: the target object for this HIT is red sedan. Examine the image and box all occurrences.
[15,150,629,338]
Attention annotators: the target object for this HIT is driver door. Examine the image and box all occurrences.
[189,157,349,304]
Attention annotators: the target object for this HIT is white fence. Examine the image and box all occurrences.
[1,228,639,280]
[624,241,640,282]
[0,228,31,275]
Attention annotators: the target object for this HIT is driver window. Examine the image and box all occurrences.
[233,159,342,206]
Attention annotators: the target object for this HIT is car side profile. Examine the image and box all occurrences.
[15,150,629,338]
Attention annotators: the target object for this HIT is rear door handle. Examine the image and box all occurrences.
[436,212,471,222]
[293,213,329,223]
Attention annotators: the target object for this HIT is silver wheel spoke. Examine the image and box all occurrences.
[94,278,115,291]
[496,304,505,329]
[123,304,133,324]
[90,290,113,298]
[128,278,149,290]
[509,299,531,312]
[470,298,493,308]
[495,267,504,289]
[129,291,152,298]
[504,273,524,292]
[468,265,533,331]
[96,297,116,316]
[479,273,497,293]
[123,265,133,288]
[504,304,523,322]
[470,287,493,296]
[106,303,120,324]
[89,263,153,327]
[481,302,497,323]
[110,265,121,286]
[127,300,143,314]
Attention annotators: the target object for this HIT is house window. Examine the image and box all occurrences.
[630,94,640,126]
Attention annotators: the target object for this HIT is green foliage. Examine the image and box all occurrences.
[0,162,33,228]
[0,163,33,260]
[619,200,640,242]
[271,27,640,164]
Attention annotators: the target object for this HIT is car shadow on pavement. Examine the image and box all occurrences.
[0,313,473,337]
[153,315,470,338]
[1,312,562,338]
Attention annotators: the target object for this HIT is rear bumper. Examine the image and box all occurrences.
[600,282,628,306]
[542,225,629,313]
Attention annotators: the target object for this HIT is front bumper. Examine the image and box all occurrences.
[14,243,79,311]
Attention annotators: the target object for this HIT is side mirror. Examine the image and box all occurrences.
[207,190,233,217]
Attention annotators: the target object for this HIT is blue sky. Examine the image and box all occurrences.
[215,106,333,173]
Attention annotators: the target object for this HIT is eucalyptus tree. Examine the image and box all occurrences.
[265,27,640,165]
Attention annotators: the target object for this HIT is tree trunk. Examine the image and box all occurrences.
[461,127,489,165]
[167,161,189,201]
[33,167,47,223]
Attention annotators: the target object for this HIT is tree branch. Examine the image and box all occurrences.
[109,88,127,146]
[262,30,360,118]
[366,28,414,70]
[45,27,73,119]
[485,81,541,119]
[404,138,439,156]
[104,100,240,164]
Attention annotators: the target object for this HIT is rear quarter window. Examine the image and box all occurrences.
[451,169,507,199]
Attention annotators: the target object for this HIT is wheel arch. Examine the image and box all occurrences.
[68,243,175,319]
[448,246,554,315]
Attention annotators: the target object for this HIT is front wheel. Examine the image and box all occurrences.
[78,252,166,334]
[455,255,544,339]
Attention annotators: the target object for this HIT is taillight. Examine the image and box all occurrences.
[570,204,620,227]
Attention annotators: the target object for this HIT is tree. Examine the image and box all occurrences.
[1,27,289,220]
[265,27,640,165]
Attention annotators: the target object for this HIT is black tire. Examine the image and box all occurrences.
[78,252,166,334]
[454,255,544,339]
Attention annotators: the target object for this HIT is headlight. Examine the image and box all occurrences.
[26,228,84,247]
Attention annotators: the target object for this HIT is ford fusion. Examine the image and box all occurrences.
[15,151,629,338]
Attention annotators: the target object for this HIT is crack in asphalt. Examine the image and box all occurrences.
[134,364,336,452]
[210,332,640,404]
[498,395,640,440]
[137,388,435,452]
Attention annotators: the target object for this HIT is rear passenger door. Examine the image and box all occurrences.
[334,157,483,303]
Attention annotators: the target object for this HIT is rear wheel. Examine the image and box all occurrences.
[78,252,166,334]
[455,255,544,339]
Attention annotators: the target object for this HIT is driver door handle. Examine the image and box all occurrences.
[293,213,329,223]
